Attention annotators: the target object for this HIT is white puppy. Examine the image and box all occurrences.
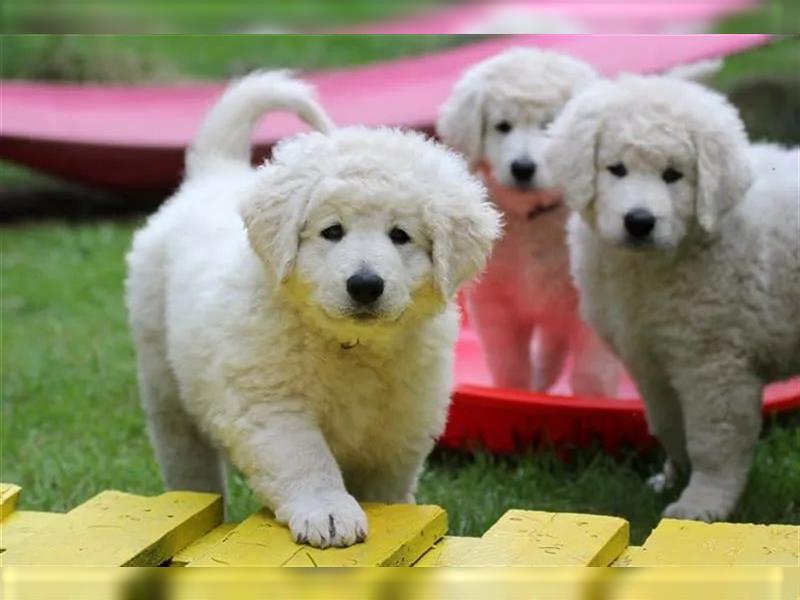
[437,47,620,394]
[546,74,800,521]
[126,72,500,548]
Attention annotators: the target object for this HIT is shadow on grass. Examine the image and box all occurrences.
[0,183,163,223]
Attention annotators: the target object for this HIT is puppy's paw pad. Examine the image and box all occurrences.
[280,492,368,549]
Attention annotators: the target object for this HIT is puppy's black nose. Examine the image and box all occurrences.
[346,271,384,305]
[510,159,537,183]
[624,208,656,238]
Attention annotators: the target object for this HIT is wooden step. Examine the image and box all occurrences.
[187,503,447,567]
[2,482,797,568]
[1,489,222,566]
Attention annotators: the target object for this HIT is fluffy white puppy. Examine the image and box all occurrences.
[437,47,620,394]
[126,72,500,548]
[546,74,800,521]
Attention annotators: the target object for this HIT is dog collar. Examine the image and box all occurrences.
[527,198,563,220]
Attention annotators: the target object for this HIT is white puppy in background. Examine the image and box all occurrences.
[126,72,500,548]
[437,47,620,394]
[546,74,800,521]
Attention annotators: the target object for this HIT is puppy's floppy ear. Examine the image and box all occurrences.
[240,165,310,281]
[693,109,753,233]
[436,71,485,167]
[544,84,608,211]
[427,188,502,299]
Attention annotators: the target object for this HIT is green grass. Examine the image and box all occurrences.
[1,34,470,82]
[2,223,799,544]
[715,0,800,34]
[2,0,430,34]
[714,37,800,144]
[713,36,800,91]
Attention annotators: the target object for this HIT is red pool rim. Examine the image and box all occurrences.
[440,322,800,455]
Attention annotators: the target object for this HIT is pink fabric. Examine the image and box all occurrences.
[1,35,770,150]
[350,0,759,34]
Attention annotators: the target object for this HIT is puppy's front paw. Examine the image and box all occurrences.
[662,500,727,522]
[277,491,367,548]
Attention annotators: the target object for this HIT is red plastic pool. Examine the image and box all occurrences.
[442,318,800,454]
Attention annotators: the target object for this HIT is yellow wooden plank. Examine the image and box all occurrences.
[413,536,483,566]
[628,518,800,566]
[477,509,630,566]
[0,484,22,520]
[0,490,222,566]
[189,503,447,566]
[418,510,629,567]
[611,545,644,566]
[170,523,237,566]
[0,511,66,552]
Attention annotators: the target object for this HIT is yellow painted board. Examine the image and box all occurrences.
[170,523,237,566]
[0,490,222,566]
[0,511,66,552]
[413,536,483,566]
[611,545,644,566]
[478,509,630,566]
[415,534,629,567]
[189,503,447,567]
[0,484,22,520]
[628,518,800,566]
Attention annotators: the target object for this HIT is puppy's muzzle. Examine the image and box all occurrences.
[624,208,656,241]
[346,270,384,306]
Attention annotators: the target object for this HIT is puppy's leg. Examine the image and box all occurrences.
[468,295,533,389]
[663,365,762,522]
[345,444,434,505]
[346,462,421,505]
[570,321,621,397]
[225,401,367,549]
[628,359,689,491]
[532,325,570,391]
[137,349,227,496]
[128,238,226,496]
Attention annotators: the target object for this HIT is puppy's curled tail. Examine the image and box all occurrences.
[186,70,334,176]
[664,57,723,86]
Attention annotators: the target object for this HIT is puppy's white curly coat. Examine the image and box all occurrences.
[546,74,800,521]
[126,72,500,548]
[437,48,620,394]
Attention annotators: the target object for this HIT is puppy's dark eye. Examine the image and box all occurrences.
[495,121,512,134]
[607,163,627,177]
[320,224,344,241]
[662,167,683,184]
[389,227,411,245]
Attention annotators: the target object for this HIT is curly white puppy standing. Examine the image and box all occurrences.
[546,74,800,521]
[126,72,500,547]
[437,47,620,394]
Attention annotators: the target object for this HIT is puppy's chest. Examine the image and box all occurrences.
[478,213,574,311]
[307,349,441,460]
[595,260,687,353]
